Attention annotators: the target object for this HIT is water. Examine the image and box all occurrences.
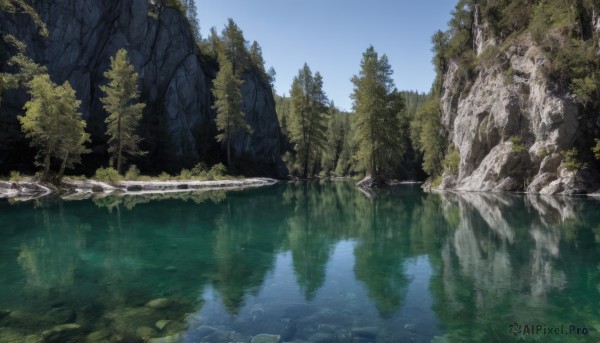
[0,182,599,342]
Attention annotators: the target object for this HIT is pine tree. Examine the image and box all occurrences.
[289,64,329,178]
[100,49,146,174]
[212,58,251,167]
[183,0,200,41]
[19,74,90,181]
[221,18,249,76]
[351,46,404,185]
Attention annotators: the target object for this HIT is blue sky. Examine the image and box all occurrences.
[197,1,456,111]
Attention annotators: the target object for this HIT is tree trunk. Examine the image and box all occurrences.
[227,139,231,167]
[42,150,51,181]
[117,113,122,174]
[57,151,69,181]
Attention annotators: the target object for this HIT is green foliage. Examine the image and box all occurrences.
[416,100,445,177]
[124,165,140,180]
[288,64,329,178]
[351,46,405,183]
[19,74,90,181]
[178,168,193,180]
[212,58,250,166]
[100,49,146,174]
[538,148,549,159]
[158,171,171,181]
[592,139,600,160]
[206,163,228,180]
[95,167,120,182]
[431,175,443,189]
[191,162,208,177]
[510,136,527,152]
[9,170,22,182]
[443,145,460,175]
[0,0,47,36]
[561,148,586,171]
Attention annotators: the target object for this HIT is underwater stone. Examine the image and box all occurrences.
[145,298,173,309]
[41,323,82,343]
[44,307,76,324]
[351,327,378,339]
[137,326,157,338]
[148,333,182,343]
[309,333,338,343]
[251,333,281,343]
[86,330,110,342]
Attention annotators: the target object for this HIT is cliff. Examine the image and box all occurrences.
[437,2,600,195]
[0,0,287,177]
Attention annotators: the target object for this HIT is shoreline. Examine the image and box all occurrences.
[0,178,278,201]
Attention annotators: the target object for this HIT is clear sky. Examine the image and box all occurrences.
[197,1,456,111]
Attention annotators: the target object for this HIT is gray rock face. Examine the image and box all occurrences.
[439,36,599,194]
[0,0,287,177]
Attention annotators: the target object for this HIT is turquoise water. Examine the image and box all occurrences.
[0,182,599,342]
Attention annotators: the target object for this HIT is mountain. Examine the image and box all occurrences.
[434,0,600,194]
[0,0,287,177]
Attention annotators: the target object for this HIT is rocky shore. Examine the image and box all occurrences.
[0,178,278,201]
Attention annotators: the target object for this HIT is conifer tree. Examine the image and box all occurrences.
[100,49,146,174]
[221,18,249,76]
[212,58,251,167]
[183,0,200,41]
[289,64,329,178]
[19,74,90,181]
[351,46,404,185]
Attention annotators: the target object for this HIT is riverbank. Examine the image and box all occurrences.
[0,178,278,201]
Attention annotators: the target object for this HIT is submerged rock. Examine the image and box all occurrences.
[136,326,157,339]
[309,332,338,343]
[250,333,280,343]
[145,298,173,310]
[41,323,82,343]
[351,327,378,340]
[44,307,76,324]
[148,333,182,343]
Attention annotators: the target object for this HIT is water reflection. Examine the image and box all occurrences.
[0,183,598,342]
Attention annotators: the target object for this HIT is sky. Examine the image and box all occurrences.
[197,1,456,111]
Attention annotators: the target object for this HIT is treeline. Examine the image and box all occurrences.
[275,55,431,183]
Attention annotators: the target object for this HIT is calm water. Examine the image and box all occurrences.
[0,182,599,343]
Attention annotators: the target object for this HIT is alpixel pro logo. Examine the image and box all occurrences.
[509,322,589,336]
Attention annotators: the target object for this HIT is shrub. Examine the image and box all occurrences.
[431,175,443,189]
[537,148,549,159]
[9,171,22,182]
[443,146,460,175]
[179,168,193,180]
[124,165,140,180]
[206,163,227,180]
[95,167,120,182]
[158,172,171,181]
[191,162,208,177]
[561,148,586,172]
[510,137,527,152]
[592,139,600,160]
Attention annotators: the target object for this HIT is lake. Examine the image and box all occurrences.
[0,181,599,342]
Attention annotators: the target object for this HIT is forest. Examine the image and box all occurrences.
[3,0,600,188]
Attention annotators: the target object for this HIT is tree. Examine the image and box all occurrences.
[19,74,90,181]
[100,49,146,174]
[183,0,200,41]
[418,99,445,177]
[351,46,404,185]
[289,64,329,178]
[212,58,251,167]
[221,18,249,76]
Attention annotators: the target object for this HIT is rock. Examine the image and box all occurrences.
[155,320,184,334]
[86,330,110,342]
[145,298,173,309]
[44,307,76,324]
[435,33,600,194]
[127,185,143,192]
[41,324,82,343]
[136,326,157,339]
[0,1,287,177]
[148,333,182,343]
[309,333,338,343]
[351,327,378,340]
[91,185,104,193]
[176,184,188,190]
[24,335,43,343]
[251,334,280,343]
[280,320,297,341]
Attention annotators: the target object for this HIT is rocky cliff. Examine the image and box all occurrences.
[437,4,600,195]
[0,0,287,177]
